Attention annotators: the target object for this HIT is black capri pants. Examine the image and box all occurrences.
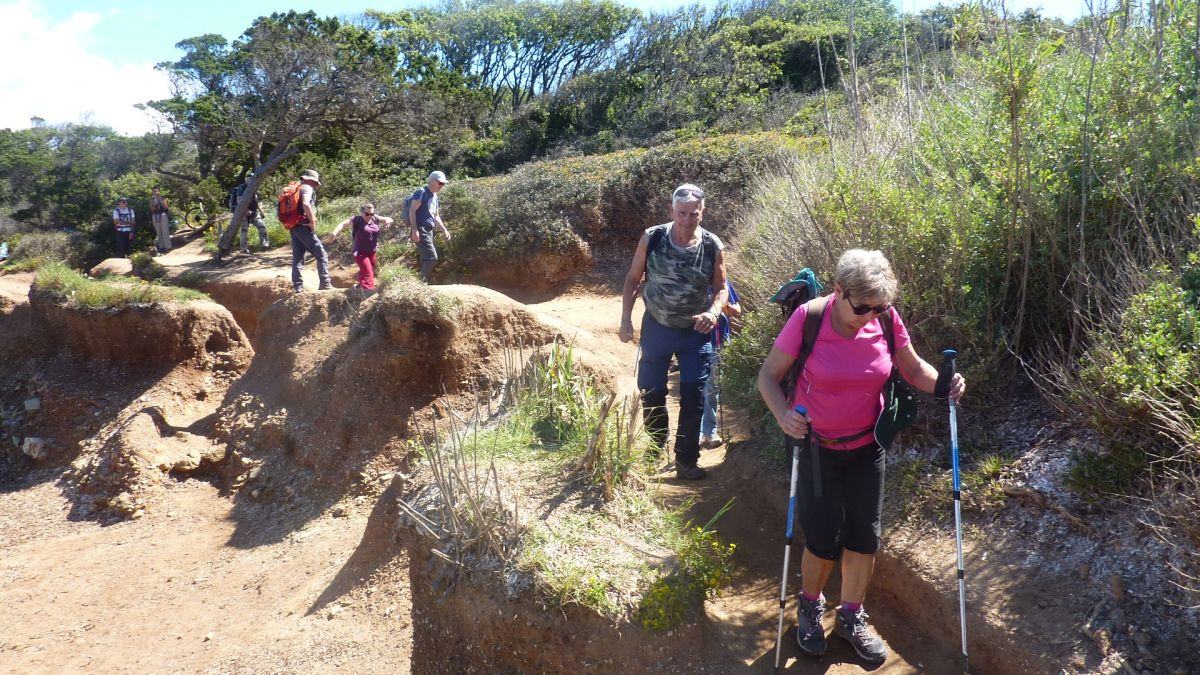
[790,440,886,561]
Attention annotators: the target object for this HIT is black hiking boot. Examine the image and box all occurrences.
[795,594,827,656]
[674,461,707,480]
[835,606,887,663]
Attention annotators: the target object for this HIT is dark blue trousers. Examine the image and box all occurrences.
[637,313,712,465]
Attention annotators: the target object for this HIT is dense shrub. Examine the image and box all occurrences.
[439,133,804,290]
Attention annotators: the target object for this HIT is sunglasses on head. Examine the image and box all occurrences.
[846,295,890,316]
[673,187,705,200]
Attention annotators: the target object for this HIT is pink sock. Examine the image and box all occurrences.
[802,591,823,603]
[840,601,862,614]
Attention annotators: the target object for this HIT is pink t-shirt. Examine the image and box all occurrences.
[774,292,911,449]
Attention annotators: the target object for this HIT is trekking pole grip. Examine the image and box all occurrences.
[935,348,958,400]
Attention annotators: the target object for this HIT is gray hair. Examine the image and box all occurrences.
[835,249,898,303]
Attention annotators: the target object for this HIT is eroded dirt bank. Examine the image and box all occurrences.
[2,257,1169,673]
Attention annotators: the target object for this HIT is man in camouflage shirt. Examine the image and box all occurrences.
[619,184,729,479]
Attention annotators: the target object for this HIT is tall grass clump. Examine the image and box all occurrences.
[402,342,735,625]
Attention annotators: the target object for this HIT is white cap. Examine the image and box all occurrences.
[428,170,448,184]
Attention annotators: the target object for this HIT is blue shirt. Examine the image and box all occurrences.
[413,187,439,233]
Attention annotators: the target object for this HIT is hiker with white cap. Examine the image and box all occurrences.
[619,183,728,480]
[408,170,452,283]
[112,197,137,258]
[290,169,332,292]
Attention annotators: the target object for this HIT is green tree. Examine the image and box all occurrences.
[153,11,409,255]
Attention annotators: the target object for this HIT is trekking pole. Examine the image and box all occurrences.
[774,404,808,674]
[935,349,968,674]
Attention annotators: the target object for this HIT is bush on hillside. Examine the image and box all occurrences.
[440,133,804,291]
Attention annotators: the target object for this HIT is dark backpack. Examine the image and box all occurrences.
[228,183,245,211]
[400,189,424,229]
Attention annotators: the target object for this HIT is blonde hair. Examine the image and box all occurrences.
[835,249,898,303]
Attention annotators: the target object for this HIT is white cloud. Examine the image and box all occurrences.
[0,1,172,135]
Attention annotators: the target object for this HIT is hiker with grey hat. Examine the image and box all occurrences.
[290,169,333,292]
[408,170,452,283]
[619,183,728,480]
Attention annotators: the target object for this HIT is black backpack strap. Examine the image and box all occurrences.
[647,225,665,255]
[878,310,895,355]
[781,295,830,403]
[701,230,718,267]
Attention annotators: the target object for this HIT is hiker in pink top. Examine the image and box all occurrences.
[757,249,966,663]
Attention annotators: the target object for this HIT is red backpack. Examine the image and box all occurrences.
[277,181,305,229]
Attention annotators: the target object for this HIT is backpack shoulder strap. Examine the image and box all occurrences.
[647,225,666,255]
[701,229,718,265]
[781,295,831,402]
[798,295,830,369]
[878,309,896,355]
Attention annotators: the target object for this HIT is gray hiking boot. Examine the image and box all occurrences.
[795,594,827,656]
[674,462,707,480]
[835,606,887,663]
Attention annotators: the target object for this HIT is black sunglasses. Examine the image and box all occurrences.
[846,295,890,316]
[673,187,705,200]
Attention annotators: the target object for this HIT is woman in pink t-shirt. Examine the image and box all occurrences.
[756,249,966,663]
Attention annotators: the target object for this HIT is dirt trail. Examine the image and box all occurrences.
[530,289,960,673]
[1,257,956,673]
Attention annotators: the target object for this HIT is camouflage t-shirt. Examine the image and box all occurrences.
[642,223,723,329]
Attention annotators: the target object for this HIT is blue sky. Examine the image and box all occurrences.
[1,0,1087,135]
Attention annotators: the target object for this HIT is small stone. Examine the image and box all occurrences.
[203,632,214,642]
[1093,627,1113,656]
[251,489,261,499]
[23,398,41,412]
[21,437,48,461]
[326,605,344,619]
[332,506,348,518]
[1109,574,1126,601]
[1037,599,1049,609]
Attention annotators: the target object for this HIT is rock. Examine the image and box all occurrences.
[331,505,348,518]
[1037,599,1049,609]
[1093,627,1113,656]
[326,605,344,619]
[89,258,133,278]
[203,632,214,642]
[23,398,41,412]
[1109,574,1126,601]
[21,437,48,461]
